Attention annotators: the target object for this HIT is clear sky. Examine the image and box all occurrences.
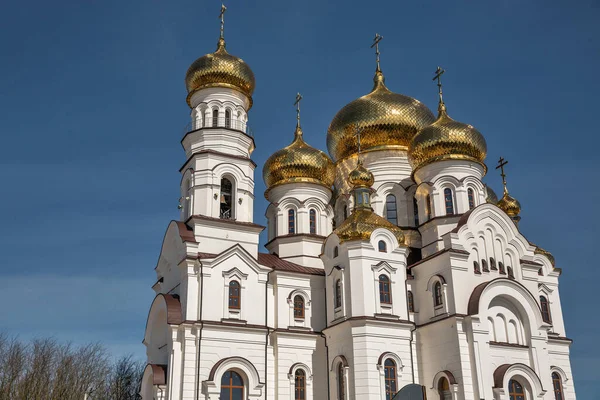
[0,0,598,397]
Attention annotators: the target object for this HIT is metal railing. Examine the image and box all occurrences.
[184,117,253,137]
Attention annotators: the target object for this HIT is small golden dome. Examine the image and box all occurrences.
[185,38,255,107]
[263,126,335,193]
[532,244,556,267]
[485,184,498,204]
[334,209,405,245]
[348,160,374,188]
[497,190,521,217]
[409,103,487,172]
[326,71,436,161]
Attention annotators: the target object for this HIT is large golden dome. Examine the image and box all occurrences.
[263,125,335,194]
[326,71,436,161]
[409,103,487,172]
[185,38,255,107]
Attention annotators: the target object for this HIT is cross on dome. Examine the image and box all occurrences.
[294,92,303,128]
[219,4,227,40]
[496,156,509,193]
[433,66,446,110]
[371,33,383,72]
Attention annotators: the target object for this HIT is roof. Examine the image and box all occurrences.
[258,253,325,276]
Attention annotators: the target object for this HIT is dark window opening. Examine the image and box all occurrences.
[220,177,234,219]
[444,188,454,215]
[379,275,391,304]
[386,195,398,225]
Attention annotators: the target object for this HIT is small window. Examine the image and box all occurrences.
[438,377,451,400]
[309,209,317,234]
[295,369,306,400]
[228,281,241,309]
[407,291,414,312]
[379,275,391,304]
[378,240,387,253]
[343,205,348,220]
[490,257,497,270]
[425,194,432,220]
[507,266,514,279]
[334,246,339,258]
[386,195,398,225]
[293,295,305,319]
[473,261,481,274]
[337,363,346,400]
[444,188,454,215]
[538,268,544,276]
[212,109,219,127]
[335,280,342,308]
[468,188,476,210]
[552,372,564,400]
[220,370,244,400]
[413,197,419,226]
[225,109,231,128]
[481,259,489,272]
[220,177,234,219]
[508,379,525,400]
[384,359,397,400]
[541,295,552,323]
[288,209,296,234]
[434,281,443,307]
[499,262,506,275]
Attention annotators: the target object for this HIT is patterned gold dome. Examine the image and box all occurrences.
[185,38,255,107]
[532,244,556,267]
[334,209,405,245]
[326,71,436,161]
[497,189,521,217]
[348,159,374,188]
[409,103,487,172]
[263,125,335,193]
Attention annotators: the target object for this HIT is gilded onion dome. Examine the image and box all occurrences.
[263,125,335,193]
[485,184,498,204]
[185,38,256,107]
[348,159,374,188]
[326,71,436,161]
[497,189,521,217]
[532,244,556,267]
[409,102,487,172]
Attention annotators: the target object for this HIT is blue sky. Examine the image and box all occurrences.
[0,0,598,397]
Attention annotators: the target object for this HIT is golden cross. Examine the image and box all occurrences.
[354,123,364,157]
[371,33,383,71]
[433,66,445,104]
[294,93,303,128]
[496,157,509,191]
[219,4,227,39]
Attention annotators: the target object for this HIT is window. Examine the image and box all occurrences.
[343,205,348,220]
[293,295,305,319]
[334,246,339,258]
[212,109,219,127]
[438,377,452,400]
[413,197,419,226]
[384,359,397,400]
[499,262,506,275]
[288,209,296,234]
[434,282,443,307]
[337,363,345,400]
[507,266,514,279]
[425,194,432,220]
[225,109,231,128]
[508,379,525,400]
[378,240,387,253]
[473,261,481,274]
[481,259,489,272]
[444,188,454,215]
[309,209,317,234]
[220,370,244,400]
[552,372,564,400]
[490,257,497,270]
[385,195,398,225]
[407,291,414,312]
[220,177,234,219]
[335,280,342,308]
[468,188,476,210]
[295,369,306,400]
[228,281,241,309]
[538,268,544,276]
[540,296,552,323]
[379,275,391,304]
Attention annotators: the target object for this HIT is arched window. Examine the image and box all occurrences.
[337,363,345,400]
[228,281,241,309]
[473,261,481,274]
[288,209,296,234]
[220,177,234,219]
[295,369,306,400]
[212,109,219,127]
[481,259,489,272]
[413,197,419,226]
[378,240,387,253]
[507,266,514,279]
[335,280,342,308]
[334,246,339,258]
[490,257,497,270]
[385,195,398,225]
[293,295,305,319]
[379,275,391,304]
[438,377,451,400]
[538,268,544,276]
[499,261,506,275]
[384,359,397,400]
[425,194,432,220]
[444,188,454,215]
[407,290,414,312]
[468,188,476,210]
[225,109,231,128]
[552,372,564,400]
[220,370,244,400]
[434,282,443,307]
[540,295,552,323]
[508,379,525,400]
[309,209,317,234]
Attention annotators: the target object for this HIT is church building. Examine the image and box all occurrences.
[141,6,576,400]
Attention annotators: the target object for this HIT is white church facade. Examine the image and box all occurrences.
[141,7,576,400]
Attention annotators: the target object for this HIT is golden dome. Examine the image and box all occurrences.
[532,244,556,267]
[497,190,521,217]
[485,184,498,204]
[348,159,374,188]
[334,209,405,245]
[263,125,335,193]
[185,38,255,107]
[409,103,487,172]
[326,71,436,161]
